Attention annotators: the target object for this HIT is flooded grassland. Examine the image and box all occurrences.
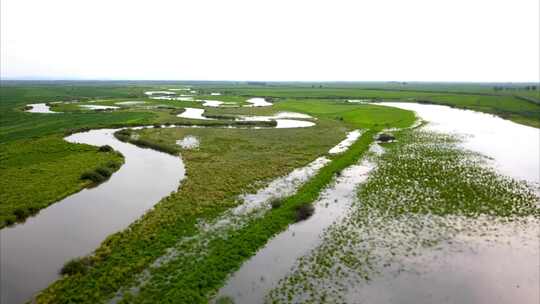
[267,127,539,304]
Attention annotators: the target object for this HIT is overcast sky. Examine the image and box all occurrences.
[1,0,538,82]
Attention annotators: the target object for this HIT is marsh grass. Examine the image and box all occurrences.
[104,130,377,304]
[35,120,352,304]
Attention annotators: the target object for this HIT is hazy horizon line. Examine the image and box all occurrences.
[1,77,539,85]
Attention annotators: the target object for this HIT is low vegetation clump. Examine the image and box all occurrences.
[267,128,539,303]
[270,198,283,209]
[13,206,38,221]
[60,257,93,276]
[376,133,395,142]
[294,204,315,221]
[204,114,237,120]
[80,160,122,185]
[114,128,180,155]
[98,145,113,152]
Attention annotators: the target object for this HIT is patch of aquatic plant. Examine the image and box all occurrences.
[362,130,538,217]
[35,120,347,304]
[267,128,539,303]
[0,136,124,228]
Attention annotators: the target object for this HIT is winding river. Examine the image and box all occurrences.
[1,111,318,303]
[0,129,185,304]
[8,102,539,304]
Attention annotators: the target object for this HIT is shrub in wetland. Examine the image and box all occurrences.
[270,197,283,209]
[98,145,113,152]
[60,257,92,276]
[295,204,315,222]
[80,171,107,183]
[13,208,28,220]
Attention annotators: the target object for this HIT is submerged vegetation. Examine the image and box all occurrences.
[268,128,539,303]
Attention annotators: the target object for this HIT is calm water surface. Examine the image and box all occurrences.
[379,102,540,183]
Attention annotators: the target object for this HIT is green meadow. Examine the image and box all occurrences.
[0,81,538,303]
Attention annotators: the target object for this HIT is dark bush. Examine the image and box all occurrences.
[98,145,113,152]
[295,204,315,222]
[13,208,28,220]
[204,114,236,120]
[376,133,395,142]
[106,160,121,170]
[114,129,132,142]
[153,124,162,128]
[60,257,91,276]
[81,171,106,183]
[95,167,113,178]
[27,206,38,215]
[270,198,283,209]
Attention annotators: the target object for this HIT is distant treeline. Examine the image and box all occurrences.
[493,85,537,91]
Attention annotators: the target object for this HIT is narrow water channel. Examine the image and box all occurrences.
[0,129,185,304]
[216,159,375,303]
